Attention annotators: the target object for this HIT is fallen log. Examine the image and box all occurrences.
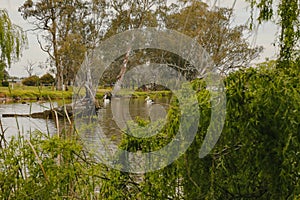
[1,101,101,119]
[1,105,73,119]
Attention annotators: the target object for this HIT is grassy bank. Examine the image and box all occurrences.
[0,86,73,100]
[0,85,172,101]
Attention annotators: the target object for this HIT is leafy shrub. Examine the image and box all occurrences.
[22,75,39,86]
[39,73,55,86]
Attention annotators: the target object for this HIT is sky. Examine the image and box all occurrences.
[2,0,278,78]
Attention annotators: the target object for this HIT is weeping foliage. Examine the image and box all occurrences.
[180,65,300,199]
[0,9,27,67]
[246,0,300,67]
[116,64,299,199]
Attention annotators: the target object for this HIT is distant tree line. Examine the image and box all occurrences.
[21,73,55,86]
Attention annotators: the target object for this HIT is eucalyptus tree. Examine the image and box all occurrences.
[0,9,27,83]
[57,0,108,86]
[165,1,263,75]
[105,0,167,38]
[99,0,168,85]
[19,0,108,90]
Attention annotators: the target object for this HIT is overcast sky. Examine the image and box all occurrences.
[2,0,278,77]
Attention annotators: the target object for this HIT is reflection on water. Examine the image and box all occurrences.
[78,96,171,165]
[0,102,61,140]
[0,97,171,143]
[97,97,170,142]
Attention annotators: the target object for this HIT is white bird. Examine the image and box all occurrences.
[104,98,110,104]
[103,93,111,104]
[145,96,154,105]
[103,93,111,105]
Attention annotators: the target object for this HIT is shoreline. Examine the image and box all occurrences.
[0,86,172,102]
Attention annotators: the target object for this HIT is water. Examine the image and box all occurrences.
[0,97,171,142]
[0,102,59,140]
[96,97,171,143]
[75,96,171,167]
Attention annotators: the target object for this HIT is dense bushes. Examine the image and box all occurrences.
[22,75,40,86]
[39,73,55,85]
[22,74,55,86]
[180,66,300,199]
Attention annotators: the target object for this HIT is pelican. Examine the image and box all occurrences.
[145,96,154,105]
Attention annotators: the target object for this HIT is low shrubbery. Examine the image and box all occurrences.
[22,73,55,86]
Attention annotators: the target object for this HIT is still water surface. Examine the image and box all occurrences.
[0,102,58,140]
[0,97,171,141]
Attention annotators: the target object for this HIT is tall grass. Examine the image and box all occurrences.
[0,108,101,199]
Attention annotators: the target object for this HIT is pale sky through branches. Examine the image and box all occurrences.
[2,0,277,77]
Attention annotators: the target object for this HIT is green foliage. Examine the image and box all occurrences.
[0,9,27,67]
[1,62,299,199]
[176,65,300,199]
[39,73,55,85]
[0,86,73,100]
[219,67,298,198]
[0,131,104,199]
[101,0,261,80]
[0,59,9,85]
[0,61,5,83]
[22,75,40,86]
[166,1,262,74]
[246,0,299,66]
[108,63,299,199]
[19,0,107,90]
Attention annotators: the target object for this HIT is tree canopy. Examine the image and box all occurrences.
[19,0,266,89]
[99,0,262,85]
[19,0,108,90]
[165,1,263,74]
